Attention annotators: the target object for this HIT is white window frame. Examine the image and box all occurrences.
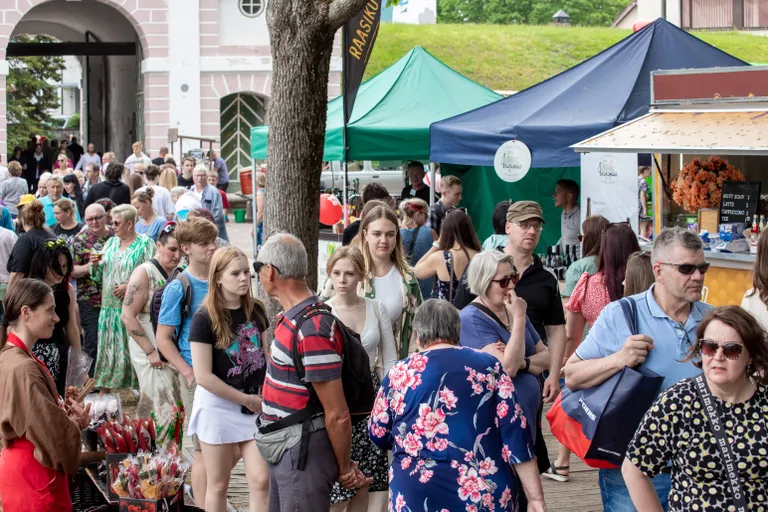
[239,0,265,18]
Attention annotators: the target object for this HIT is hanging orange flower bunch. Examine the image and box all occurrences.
[671,156,744,212]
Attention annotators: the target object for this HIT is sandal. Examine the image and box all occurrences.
[542,463,570,482]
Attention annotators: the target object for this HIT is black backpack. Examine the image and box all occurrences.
[259,303,376,469]
[149,267,192,363]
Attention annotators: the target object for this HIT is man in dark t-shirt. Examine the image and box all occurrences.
[400,161,435,204]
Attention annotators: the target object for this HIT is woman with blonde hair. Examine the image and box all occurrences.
[132,189,165,242]
[52,198,83,240]
[90,204,156,392]
[325,245,395,512]
[189,246,269,512]
[159,165,178,191]
[324,205,422,367]
[399,198,436,300]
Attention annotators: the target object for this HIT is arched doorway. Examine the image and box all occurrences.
[2,0,162,157]
[220,92,267,180]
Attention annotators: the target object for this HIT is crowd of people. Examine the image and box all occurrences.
[0,151,766,512]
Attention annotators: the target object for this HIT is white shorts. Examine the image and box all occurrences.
[188,385,258,445]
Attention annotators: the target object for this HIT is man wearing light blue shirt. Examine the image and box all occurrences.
[189,164,227,241]
[564,227,713,512]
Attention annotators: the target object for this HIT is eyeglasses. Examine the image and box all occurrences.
[253,261,281,278]
[514,221,543,233]
[44,238,67,249]
[112,220,123,228]
[699,339,745,360]
[660,262,710,275]
[491,271,520,289]
[85,215,105,223]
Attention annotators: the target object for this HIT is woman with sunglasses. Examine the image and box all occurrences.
[623,306,768,511]
[120,221,184,449]
[25,240,80,396]
[53,154,73,176]
[459,250,550,460]
[90,204,156,393]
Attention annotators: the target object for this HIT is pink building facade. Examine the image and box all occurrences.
[0,0,341,178]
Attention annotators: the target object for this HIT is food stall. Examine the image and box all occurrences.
[572,65,768,306]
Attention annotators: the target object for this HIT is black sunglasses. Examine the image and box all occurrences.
[660,262,710,275]
[699,339,744,360]
[253,261,282,276]
[491,271,520,289]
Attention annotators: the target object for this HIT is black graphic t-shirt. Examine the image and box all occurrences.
[189,306,267,391]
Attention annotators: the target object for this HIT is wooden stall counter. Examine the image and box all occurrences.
[703,251,754,306]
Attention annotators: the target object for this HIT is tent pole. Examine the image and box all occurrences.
[252,158,258,258]
[429,162,436,207]
[343,161,348,226]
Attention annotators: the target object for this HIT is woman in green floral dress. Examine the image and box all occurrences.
[91,204,156,390]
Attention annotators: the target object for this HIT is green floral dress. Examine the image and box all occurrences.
[321,268,423,361]
[91,235,156,389]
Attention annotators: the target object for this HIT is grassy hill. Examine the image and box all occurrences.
[365,24,768,91]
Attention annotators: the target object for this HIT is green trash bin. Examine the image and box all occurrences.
[234,209,246,223]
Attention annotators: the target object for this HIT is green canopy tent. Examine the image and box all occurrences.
[250,46,503,161]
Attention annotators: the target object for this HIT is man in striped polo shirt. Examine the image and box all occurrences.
[256,233,369,512]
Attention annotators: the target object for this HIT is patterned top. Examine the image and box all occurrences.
[627,378,768,511]
[90,235,156,309]
[71,228,114,306]
[435,250,461,302]
[565,272,611,327]
[368,347,534,512]
[261,296,343,422]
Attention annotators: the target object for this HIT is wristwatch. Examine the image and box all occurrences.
[523,357,531,373]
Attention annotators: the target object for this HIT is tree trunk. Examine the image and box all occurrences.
[265,0,368,292]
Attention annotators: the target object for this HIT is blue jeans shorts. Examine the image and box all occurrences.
[599,467,670,511]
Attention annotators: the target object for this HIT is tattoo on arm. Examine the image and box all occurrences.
[123,282,141,307]
[130,329,149,340]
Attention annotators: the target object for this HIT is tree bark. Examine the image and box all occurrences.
[265,0,369,292]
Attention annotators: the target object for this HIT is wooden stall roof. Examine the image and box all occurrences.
[572,110,768,155]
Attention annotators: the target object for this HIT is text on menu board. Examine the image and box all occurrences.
[719,181,761,225]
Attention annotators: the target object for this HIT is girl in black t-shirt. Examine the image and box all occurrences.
[188,246,269,511]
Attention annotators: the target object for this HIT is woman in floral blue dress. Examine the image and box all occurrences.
[368,299,546,512]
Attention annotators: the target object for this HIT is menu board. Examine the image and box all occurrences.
[719,181,761,225]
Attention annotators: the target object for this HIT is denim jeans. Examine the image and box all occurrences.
[599,468,670,511]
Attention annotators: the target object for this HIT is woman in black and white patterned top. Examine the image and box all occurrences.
[622,306,768,512]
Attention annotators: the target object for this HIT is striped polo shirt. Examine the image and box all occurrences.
[262,296,344,422]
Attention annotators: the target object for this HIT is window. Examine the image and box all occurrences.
[239,0,265,17]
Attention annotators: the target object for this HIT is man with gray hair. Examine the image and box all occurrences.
[564,227,713,510]
[255,233,369,512]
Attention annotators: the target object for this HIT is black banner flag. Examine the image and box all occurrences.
[342,0,381,125]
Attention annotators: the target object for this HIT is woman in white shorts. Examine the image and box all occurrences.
[189,246,269,512]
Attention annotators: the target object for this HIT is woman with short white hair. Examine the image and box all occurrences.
[459,250,550,450]
[90,203,156,392]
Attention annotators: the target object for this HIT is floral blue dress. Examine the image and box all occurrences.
[368,346,534,512]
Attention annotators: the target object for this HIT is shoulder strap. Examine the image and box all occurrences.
[468,302,508,332]
[692,374,749,512]
[618,297,639,336]
[149,258,168,281]
[448,251,456,303]
[176,272,193,321]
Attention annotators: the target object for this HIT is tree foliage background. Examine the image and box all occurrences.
[437,0,628,25]
[7,35,64,152]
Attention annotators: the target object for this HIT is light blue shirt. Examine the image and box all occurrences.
[40,195,81,226]
[189,184,223,223]
[135,216,166,242]
[575,284,714,391]
[157,270,209,366]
